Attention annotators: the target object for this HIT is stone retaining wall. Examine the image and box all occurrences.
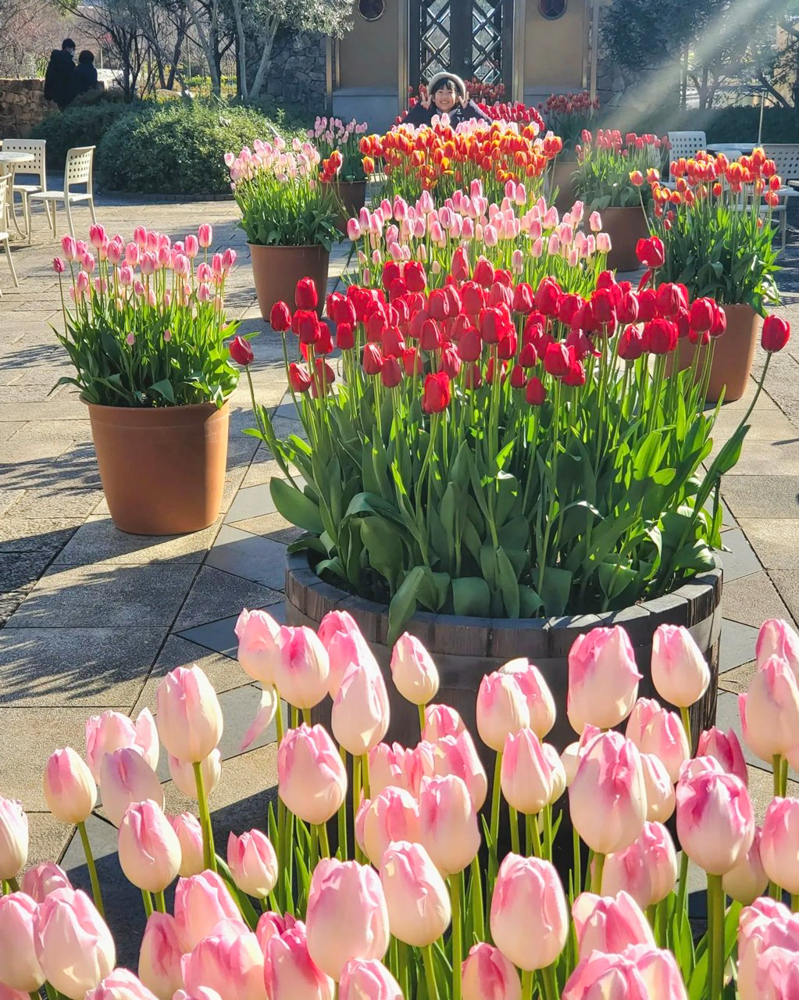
[0,79,54,138]
[262,29,326,109]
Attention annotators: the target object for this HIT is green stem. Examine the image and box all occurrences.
[792,894,799,912]
[274,686,284,744]
[680,705,693,757]
[353,754,364,862]
[509,806,521,855]
[397,940,411,999]
[7,876,19,892]
[193,760,217,872]
[154,890,166,914]
[592,852,605,894]
[490,752,503,846]
[317,822,331,858]
[141,888,154,918]
[470,855,485,941]
[361,753,371,801]
[543,805,553,863]
[418,703,427,739]
[450,871,463,1000]
[541,963,558,1000]
[422,944,439,1000]
[573,823,582,894]
[707,873,724,1000]
[77,821,105,918]
[43,985,58,1000]
[774,754,783,799]
[338,747,348,860]
[677,851,690,916]
[657,897,668,948]
[521,970,534,1000]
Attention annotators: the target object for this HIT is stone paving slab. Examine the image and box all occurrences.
[721,475,799,519]
[171,565,283,632]
[204,524,288,590]
[53,515,224,567]
[722,571,795,628]
[0,518,82,554]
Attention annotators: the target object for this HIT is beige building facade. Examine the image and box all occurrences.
[329,0,601,131]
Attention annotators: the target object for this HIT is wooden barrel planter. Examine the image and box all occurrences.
[286,549,723,756]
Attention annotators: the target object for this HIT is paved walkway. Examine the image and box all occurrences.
[1,189,799,950]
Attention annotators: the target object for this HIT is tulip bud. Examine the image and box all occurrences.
[264,919,334,1000]
[431,730,488,811]
[43,747,97,824]
[85,969,160,1000]
[380,841,451,947]
[173,871,245,951]
[100,747,164,827]
[461,943,521,1000]
[760,798,799,894]
[156,666,223,763]
[118,800,181,893]
[332,662,390,756]
[274,627,330,710]
[0,798,28,880]
[633,703,689,783]
[357,787,420,867]
[762,315,790,353]
[278,724,347,825]
[306,859,389,980]
[567,626,641,734]
[86,708,159,780]
[168,749,221,801]
[34,889,116,999]
[562,945,684,998]
[723,826,768,905]
[182,922,266,1000]
[168,813,204,877]
[235,608,281,685]
[423,704,465,742]
[0,892,45,991]
[499,659,556,738]
[419,774,480,876]
[389,633,440,705]
[602,822,678,909]
[572,890,655,959]
[739,655,799,762]
[138,913,184,1000]
[490,854,568,970]
[696,726,748,786]
[570,732,647,855]
[651,625,711,708]
[676,767,754,875]
[476,672,530,751]
[738,898,799,1000]
[338,959,402,1000]
[640,752,675,823]
[20,863,72,902]
[227,829,278,898]
[501,728,553,815]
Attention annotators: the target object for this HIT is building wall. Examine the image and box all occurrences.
[523,0,586,94]
[339,5,400,90]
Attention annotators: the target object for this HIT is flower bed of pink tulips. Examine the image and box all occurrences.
[2,613,799,999]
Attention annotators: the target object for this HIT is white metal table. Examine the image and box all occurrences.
[0,151,34,236]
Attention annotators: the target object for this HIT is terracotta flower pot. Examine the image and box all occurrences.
[550,159,577,213]
[249,243,330,322]
[675,304,762,403]
[599,206,650,272]
[86,400,229,535]
[332,179,367,231]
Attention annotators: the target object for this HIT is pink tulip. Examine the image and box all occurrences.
[85,969,159,1000]
[501,728,553,815]
[198,224,213,248]
[389,633,440,705]
[43,747,96,823]
[572,890,655,959]
[651,625,710,708]
[338,959,402,1000]
[570,732,647,854]
[761,797,799,894]
[273,627,330,709]
[602,822,678,909]
[235,608,281,685]
[739,655,799,762]
[278,724,347,825]
[227,830,278,898]
[100,747,163,827]
[380,841,451,947]
[181,922,266,1000]
[306,859,389,980]
[368,741,434,797]
[738,899,799,1000]
[543,743,567,804]
[185,235,199,258]
[723,826,768,905]
[562,945,686,1000]
[322,616,377,699]
[356,787,420,867]
[264,919,334,1000]
[20,863,72,902]
[491,854,568,971]
[0,798,28,880]
[168,813,204,877]
[86,708,159,780]
[173,871,245,951]
[168,750,221,800]
[676,766,754,874]
[139,912,184,1000]
[461,942,521,1000]
[560,725,601,786]
[423,704,465,741]
[34,889,116,999]
[156,666,223,763]
[755,944,799,999]
[634,704,689,782]
[567,626,641,734]
[756,618,799,678]
[256,910,294,952]
[61,234,77,259]
[640,752,676,823]
[431,730,488,810]
[118,800,181,893]
[419,774,481,875]
[499,659,556,738]
[0,893,44,991]
[476,672,530,751]
[696,727,748,786]
[332,662,390,755]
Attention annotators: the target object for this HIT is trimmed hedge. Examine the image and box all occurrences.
[31,94,147,170]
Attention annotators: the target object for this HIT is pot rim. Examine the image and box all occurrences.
[83,398,230,414]
[247,241,331,251]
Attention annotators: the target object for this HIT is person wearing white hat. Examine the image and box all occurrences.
[403,71,492,128]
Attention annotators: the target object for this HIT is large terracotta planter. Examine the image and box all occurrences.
[598,205,650,272]
[550,159,577,213]
[332,179,367,231]
[675,304,762,404]
[249,243,330,322]
[286,550,722,756]
[86,401,229,535]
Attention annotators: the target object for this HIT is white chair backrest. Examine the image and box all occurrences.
[667,131,707,163]
[0,174,9,221]
[2,138,46,181]
[65,146,95,189]
[763,144,799,182]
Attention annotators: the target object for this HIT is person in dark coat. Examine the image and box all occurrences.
[403,72,493,128]
[73,50,98,97]
[44,39,76,110]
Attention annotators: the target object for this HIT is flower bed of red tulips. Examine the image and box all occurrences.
[360,120,561,203]
[4,607,799,1000]
[241,242,788,638]
[398,84,546,132]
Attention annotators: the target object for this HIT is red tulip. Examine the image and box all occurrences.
[689,298,715,333]
[655,283,686,319]
[381,262,401,291]
[535,277,562,317]
[229,336,254,366]
[618,327,644,361]
[270,301,292,332]
[473,257,495,288]
[428,289,450,322]
[450,246,470,282]
[402,348,422,376]
[419,318,442,351]
[461,282,486,316]
[380,357,403,388]
[457,326,482,362]
[289,363,313,394]
[636,236,665,268]
[637,288,658,321]
[763,315,790,353]
[404,260,427,293]
[362,344,384,375]
[709,303,727,337]
[336,322,355,351]
[440,346,462,379]
[543,341,571,377]
[422,372,451,413]
[295,278,318,311]
[617,291,639,324]
[642,318,678,354]
[559,293,583,326]
[294,310,321,345]
[480,306,512,344]
[591,288,616,326]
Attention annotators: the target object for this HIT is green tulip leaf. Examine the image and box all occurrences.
[270,477,324,535]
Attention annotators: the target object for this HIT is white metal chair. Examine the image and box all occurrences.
[0,175,20,296]
[1,138,49,243]
[759,144,799,246]
[29,145,97,238]
[667,130,707,164]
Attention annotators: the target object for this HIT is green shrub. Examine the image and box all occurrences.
[31,97,146,170]
[95,101,276,195]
